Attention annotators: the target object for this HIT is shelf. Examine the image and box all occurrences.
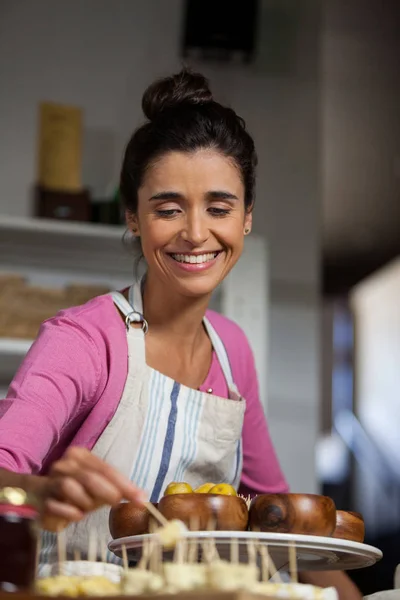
[0,214,124,239]
[0,338,32,382]
[0,215,134,280]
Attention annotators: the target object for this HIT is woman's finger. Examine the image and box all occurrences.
[51,458,124,507]
[53,476,95,512]
[43,498,83,526]
[65,447,147,504]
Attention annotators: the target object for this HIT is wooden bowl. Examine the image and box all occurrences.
[109,502,158,539]
[333,511,365,542]
[157,493,249,531]
[249,493,336,537]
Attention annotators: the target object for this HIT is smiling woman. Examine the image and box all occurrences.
[0,68,360,599]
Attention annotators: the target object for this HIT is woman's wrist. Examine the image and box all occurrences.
[0,467,49,498]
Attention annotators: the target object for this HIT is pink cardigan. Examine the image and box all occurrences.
[0,294,288,496]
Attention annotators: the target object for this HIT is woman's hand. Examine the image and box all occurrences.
[40,447,146,531]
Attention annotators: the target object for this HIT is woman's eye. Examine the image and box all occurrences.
[156,209,180,218]
[208,207,231,217]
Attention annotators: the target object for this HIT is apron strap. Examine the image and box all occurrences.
[112,281,239,395]
[109,290,146,367]
[203,316,239,396]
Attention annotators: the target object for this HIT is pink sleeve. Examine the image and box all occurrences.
[237,337,289,497]
[0,315,102,474]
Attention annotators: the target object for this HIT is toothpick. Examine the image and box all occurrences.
[230,537,239,565]
[173,538,186,564]
[289,541,298,583]
[121,544,129,570]
[73,549,81,562]
[154,536,163,575]
[260,544,283,583]
[57,530,66,571]
[100,537,107,564]
[88,529,97,562]
[188,516,199,563]
[145,502,169,526]
[138,535,150,570]
[247,539,257,567]
[150,538,158,573]
[258,543,269,581]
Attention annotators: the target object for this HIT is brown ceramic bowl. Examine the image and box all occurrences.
[249,493,337,537]
[109,502,158,539]
[333,511,365,543]
[157,493,249,531]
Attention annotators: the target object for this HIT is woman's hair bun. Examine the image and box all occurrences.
[142,69,213,121]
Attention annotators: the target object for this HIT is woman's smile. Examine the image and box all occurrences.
[166,250,224,272]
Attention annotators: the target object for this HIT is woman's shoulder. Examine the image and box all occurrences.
[205,310,253,359]
[47,293,122,339]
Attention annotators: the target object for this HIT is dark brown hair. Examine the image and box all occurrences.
[120,69,257,213]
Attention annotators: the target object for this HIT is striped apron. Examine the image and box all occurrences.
[40,278,246,567]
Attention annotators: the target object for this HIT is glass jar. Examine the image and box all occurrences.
[0,487,40,591]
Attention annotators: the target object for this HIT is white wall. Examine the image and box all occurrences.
[0,0,321,492]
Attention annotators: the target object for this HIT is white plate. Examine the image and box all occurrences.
[109,531,382,573]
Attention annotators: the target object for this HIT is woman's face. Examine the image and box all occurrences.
[129,149,252,298]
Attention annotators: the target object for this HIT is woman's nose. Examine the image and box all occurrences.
[180,212,209,246]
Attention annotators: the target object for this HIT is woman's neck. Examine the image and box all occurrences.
[141,272,211,346]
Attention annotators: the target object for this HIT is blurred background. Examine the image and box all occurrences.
[0,0,399,593]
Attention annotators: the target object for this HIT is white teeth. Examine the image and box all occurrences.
[171,252,218,264]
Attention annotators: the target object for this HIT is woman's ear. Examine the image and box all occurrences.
[126,210,140,236]
[244,211,253,235]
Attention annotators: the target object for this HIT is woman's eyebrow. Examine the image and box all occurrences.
[149,191,183,201]
[207,190,239,200]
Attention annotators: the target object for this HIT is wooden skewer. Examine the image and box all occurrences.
[289,541,298,583]
[188,516,199,563]
[138,535,151,570]
[57,530,66,572]
[206,517,219,562]
[88,529,97,562]
[230,537,239,565]
[154,536,163,575]
[247,539,257,567]
[174,539,185,564]
[100,537,107,564]
[145,502,169,526]
[258,543,283,583]
[121,544,129,570]
[73,549,81,562]
[150,538,159,573]
[258,542,269,582]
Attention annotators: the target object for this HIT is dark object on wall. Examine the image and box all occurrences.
[181,0,259,63]
[34,185,91,222]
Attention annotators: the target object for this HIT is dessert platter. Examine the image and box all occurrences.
[108,483,382,573]
[0,482,383,600]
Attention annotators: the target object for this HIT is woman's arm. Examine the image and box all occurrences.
[237,335,289,495]
[0,448,145,531]
[0,315,101,473]
[300,571,362,600]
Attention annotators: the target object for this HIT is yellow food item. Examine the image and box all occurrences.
[78,577,120,597]
[36,576,121,597]
[209,483,237,496]
[156,518,188,549]
[36,576,82,597]
[164,481,193,495]
[194,482,215,493]
[121,569,164,595]
[208,561,258,590]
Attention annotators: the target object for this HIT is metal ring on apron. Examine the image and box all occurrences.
[125,311,149,334]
